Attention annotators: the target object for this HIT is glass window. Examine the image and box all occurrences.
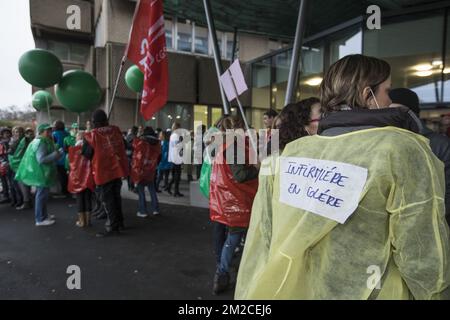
[273,50,291,109]
[70,43,89,63]
[364,13,444,105]
[165,19,173,49]
[157,103,192,130]
[195,26,209,55]
[48,40,70,61]
[330,28,362,64]
[252,58,272,108]
[177,20,193,52]
[211,107,223,126]
[226,32,236,60]
[194,105,208,128]
[298,45,324,102]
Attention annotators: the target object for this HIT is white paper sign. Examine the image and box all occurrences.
[219,59,248,101]
[279,157,368,224]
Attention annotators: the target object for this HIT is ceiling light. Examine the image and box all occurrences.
[413,63,433,72]
[305,77,323,86]
[432,60,443,66]
[414,71,433,77]
[444,68,450,74]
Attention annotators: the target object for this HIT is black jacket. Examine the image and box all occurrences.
[423,124,450,226]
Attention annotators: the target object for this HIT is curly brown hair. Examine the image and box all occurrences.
[274,97,320,150]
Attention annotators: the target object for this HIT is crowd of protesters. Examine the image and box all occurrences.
[2,54,450,299]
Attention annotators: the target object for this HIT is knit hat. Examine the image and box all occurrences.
[389,88,420,115]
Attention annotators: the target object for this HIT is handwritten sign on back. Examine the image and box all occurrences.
[279,157,368,224]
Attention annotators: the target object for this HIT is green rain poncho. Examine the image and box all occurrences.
[235,127,450,300]
[8,137,28,172]
[15,137,57,188]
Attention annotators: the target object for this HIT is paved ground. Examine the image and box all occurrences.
[0,192,235,300]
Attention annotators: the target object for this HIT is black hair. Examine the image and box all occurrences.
[264,109,278,118]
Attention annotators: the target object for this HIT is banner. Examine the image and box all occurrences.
[126,0,168,120]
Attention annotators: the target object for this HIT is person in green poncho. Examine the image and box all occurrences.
[9,127,35,210]
[15,124,63,226]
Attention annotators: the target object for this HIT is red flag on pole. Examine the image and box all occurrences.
[126,0,168,120]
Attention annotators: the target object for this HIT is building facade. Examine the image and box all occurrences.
[30,0,291,130]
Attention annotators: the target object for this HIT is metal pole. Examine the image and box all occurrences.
[231,27,238,62]
[203,0,230,115]
[135,93,140,126]
[107,55,126,120]
[228,70,258,155]
[285,0,308,105]
[45,94,51,124]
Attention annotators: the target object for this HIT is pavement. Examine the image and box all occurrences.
[0,187,235,300]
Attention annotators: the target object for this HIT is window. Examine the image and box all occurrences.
[177,20,193,52]
[194,105,208,128]
[364,12,444,105]
[211,107,223,126]
[298,45,324,101]
[252,58,272,108]
[225,32,237,60]
[330,28,362,64]
[158,104,192,130]
[195,26,209,55]
[165,19,173,49]
[46,40,89,64]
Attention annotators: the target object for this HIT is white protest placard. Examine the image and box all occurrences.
[279,157,368,224]
[219,59,248,101]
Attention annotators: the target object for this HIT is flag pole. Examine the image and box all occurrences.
[228,70,257,155]
[107,0,143,121]
[203,0,230,115]
[107,56,126,121]
[135,92,140,126]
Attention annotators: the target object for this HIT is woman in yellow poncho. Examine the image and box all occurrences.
[236,54,450,300]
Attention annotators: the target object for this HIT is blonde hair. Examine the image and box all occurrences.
[320,54,391,112]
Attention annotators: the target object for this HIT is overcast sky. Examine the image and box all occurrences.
[0,0,35,111]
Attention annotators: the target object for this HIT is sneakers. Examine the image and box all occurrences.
[137,212,149,218]
[16,202,32,210]
[152,211,160,216]
[35,219,55,227]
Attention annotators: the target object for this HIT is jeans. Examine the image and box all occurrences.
[217,229,246,275]
[137,182,160,214]
[100,179,123,231]
[35,187,49,223]
[19,182,31,203]
[8,170,23,205]
[213,222,228,266]
[156,169,170,190]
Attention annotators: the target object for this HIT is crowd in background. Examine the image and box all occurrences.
[2,54,450,299]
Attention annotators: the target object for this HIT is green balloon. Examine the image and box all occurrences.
[125,65,144,93]
[19,49,63,88]
[32,90,53,111]
[55,70,102,113]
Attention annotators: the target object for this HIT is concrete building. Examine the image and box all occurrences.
[30,0,450,132]
[30,0,291,130]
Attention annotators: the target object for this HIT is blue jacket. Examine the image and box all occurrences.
[157,140,173,171]
[52,130,69,166]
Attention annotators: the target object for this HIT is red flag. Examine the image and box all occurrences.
[126,0,168,120]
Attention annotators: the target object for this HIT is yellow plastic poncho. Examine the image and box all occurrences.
[235,127,450,300]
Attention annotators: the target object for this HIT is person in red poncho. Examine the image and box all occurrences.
[68,131,95,228]
[209,116,259,295]
[82,110,129,237]
[130,127,161,218]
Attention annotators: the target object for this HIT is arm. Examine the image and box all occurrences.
[36,142,60,164]
[388,143,450,300]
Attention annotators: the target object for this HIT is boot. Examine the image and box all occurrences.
[76,212,86,227]
[212,272,229,295]
[84,212,91,227]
